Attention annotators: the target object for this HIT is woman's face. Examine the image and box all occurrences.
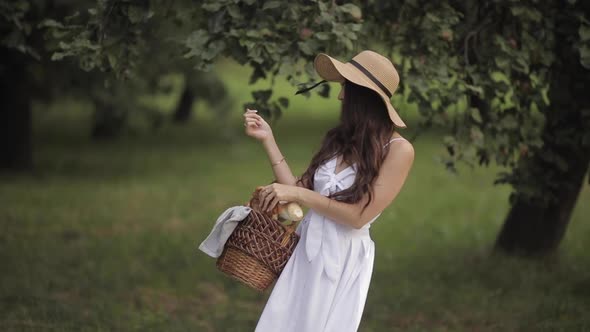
[338,82,345,101]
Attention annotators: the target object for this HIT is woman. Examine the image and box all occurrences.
[243,50,415,332]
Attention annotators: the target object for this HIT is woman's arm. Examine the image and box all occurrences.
[296,140,415,229]
[262,136,298,186]
[243,109,298,186]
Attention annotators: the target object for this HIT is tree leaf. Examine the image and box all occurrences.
[203,3,223,11]
[297,41,314,55]
[278,97,289,108]
[263,1,281,10]
[315,32,330,40]
[51,52,67,61]
[470,108,482,123]
[464,84,484,96]
[252,89,273,102]
[318,84,330,98]
[339,4,362,21]
[579,23,590,41]
[343,37,353,50]
[510,6,542,22]
[541,87,550,105]
[202,40,226,60]
[38,19,64,29]
[127,5,145,24]
[107,52,118,68]
[227,5,241,18]
[580,45,590,69]
[490,71,510,85]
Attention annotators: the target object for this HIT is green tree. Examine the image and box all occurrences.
[362,0,590,255]
[0,0,231,157]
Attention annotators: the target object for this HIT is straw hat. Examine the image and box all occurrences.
[313,50,406,128]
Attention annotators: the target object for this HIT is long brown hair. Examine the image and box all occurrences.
[296,80,397,214]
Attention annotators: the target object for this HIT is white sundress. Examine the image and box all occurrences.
[255,137,407,332]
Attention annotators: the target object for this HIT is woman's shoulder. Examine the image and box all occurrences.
[384,134,412,147]
[385,134,414,160]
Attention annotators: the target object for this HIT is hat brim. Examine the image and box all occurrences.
[314,53,407,129]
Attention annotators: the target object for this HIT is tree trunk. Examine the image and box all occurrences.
[495,12,590,256]
[495,151,589,256]
[0,48,32,170]
[172,84,195,124]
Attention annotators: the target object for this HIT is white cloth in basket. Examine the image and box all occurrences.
[255,137,406,332]
[198,205,252,258]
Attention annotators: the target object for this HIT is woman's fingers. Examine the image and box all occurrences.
[244,114,262,121]
[262,192,274,211]
[259,190,267,211]
[245,119,263,128]
[244,118,261,127]
[260,193,268,211]
[267,196,280,212]
[243,113,263,121]
[261,190,276,211]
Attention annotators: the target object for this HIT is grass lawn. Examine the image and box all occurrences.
[1,59,589,331]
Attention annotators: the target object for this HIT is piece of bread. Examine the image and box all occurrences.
[277,202,303,222]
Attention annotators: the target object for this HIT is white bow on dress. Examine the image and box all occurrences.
[304,156,374,282]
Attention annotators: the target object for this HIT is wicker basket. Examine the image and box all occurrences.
[216,188,301,291]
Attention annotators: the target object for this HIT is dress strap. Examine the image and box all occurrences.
[383,137,406,148]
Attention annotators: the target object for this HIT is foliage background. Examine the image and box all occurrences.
[1,59,590,331]
[1,0,590,330]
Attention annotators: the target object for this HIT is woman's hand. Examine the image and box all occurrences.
[258,183,301,213]
[243,109,273,142]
